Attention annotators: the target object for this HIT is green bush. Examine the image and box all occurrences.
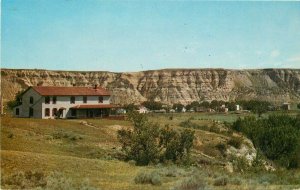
[229,177,242,185]
[118,112,195,165]
[134,171,161,185]
[172,174,207,190]
[232,114,300,169]
[1,171,47,189]
[231,156,250,172]
[1,171,97,190]
[52,131,83,141]
[160,166,182,177]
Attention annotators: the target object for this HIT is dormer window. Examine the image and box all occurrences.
[70,96,75,104]
[45,96,50,104]
[98,96,103,103]
[30,96,34,104]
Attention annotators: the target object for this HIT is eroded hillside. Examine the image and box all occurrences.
[1,68,300,105]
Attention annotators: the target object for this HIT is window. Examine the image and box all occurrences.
[71,109,77,117]
[83,96,87,103]
[52,108,57,116]
[29,108,34,117]
[30,96,34,104]
[98,96,103,103]
[70,96,75,104]
[45,108,50,117]
[53,96,57,104]
[16,108,19,115]
[45,96,50,104]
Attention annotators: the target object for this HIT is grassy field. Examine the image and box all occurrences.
[1,111,300,189]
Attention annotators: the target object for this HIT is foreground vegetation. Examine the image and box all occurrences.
[232,114,300,168]
[1,111,300,189]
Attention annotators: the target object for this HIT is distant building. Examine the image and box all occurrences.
[138,106,149,114]
[235,105,240,111]
[196,107,213,112]
[13,86,118,119]
[182,107,186,113]
[282,102,291,111]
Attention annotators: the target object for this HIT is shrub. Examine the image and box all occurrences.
[232,114,300,169]
[213,176,228,186]
[52,131,83,141]
[118,112,195,165]
[227,137,242,149]
[1,171,47,189]
[1,171,97,190]
[172,175,207,190]
[134,171,161,185]
[231,156,250,172]
[161,166,181,177]
[229,177,242,185]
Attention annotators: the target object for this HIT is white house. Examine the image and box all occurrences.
[138,106,149,114]
[13,86,118,119]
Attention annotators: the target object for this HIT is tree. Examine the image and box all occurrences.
[199,101,210,108]
[7,90,24,110]
[118,111,160,165]
[250,100,270,117]
[173,103,184,112]
[231,114,300,169]
[118,112,195,165]
[186,101,200,111]
[142,101,163,110]
[225,102,236,111]
[123,103,138,112]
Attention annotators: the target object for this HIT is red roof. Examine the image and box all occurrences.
[31,86,110,96]
[71,104,119,109]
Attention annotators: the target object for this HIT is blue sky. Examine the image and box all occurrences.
[2,1,300,72]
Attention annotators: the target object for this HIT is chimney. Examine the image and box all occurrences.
[94,84,98,89]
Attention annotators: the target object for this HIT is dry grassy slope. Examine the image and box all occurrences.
[2,115,300,189]
[1,117,179,190]
[1,68,300,105]
[0,115,247,189]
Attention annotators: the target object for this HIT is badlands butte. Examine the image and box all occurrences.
[1,68,300,105]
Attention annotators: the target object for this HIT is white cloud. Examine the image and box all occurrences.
[270,50,280,58]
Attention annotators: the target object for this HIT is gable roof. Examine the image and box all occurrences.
[29,86,110,96]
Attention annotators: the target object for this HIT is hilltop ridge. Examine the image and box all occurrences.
[1,68,300,105]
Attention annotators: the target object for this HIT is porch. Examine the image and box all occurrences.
[69,104,120,119]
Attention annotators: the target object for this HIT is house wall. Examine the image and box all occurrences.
[41,95,110,119]
[13,88,43,118]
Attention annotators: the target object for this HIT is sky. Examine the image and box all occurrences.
[1,0,300,72]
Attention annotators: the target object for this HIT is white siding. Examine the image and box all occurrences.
[14,87,111,119]
[13,88,43,118]
[41,95,111,119]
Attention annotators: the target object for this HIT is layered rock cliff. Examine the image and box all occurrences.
[1,68,300,105]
